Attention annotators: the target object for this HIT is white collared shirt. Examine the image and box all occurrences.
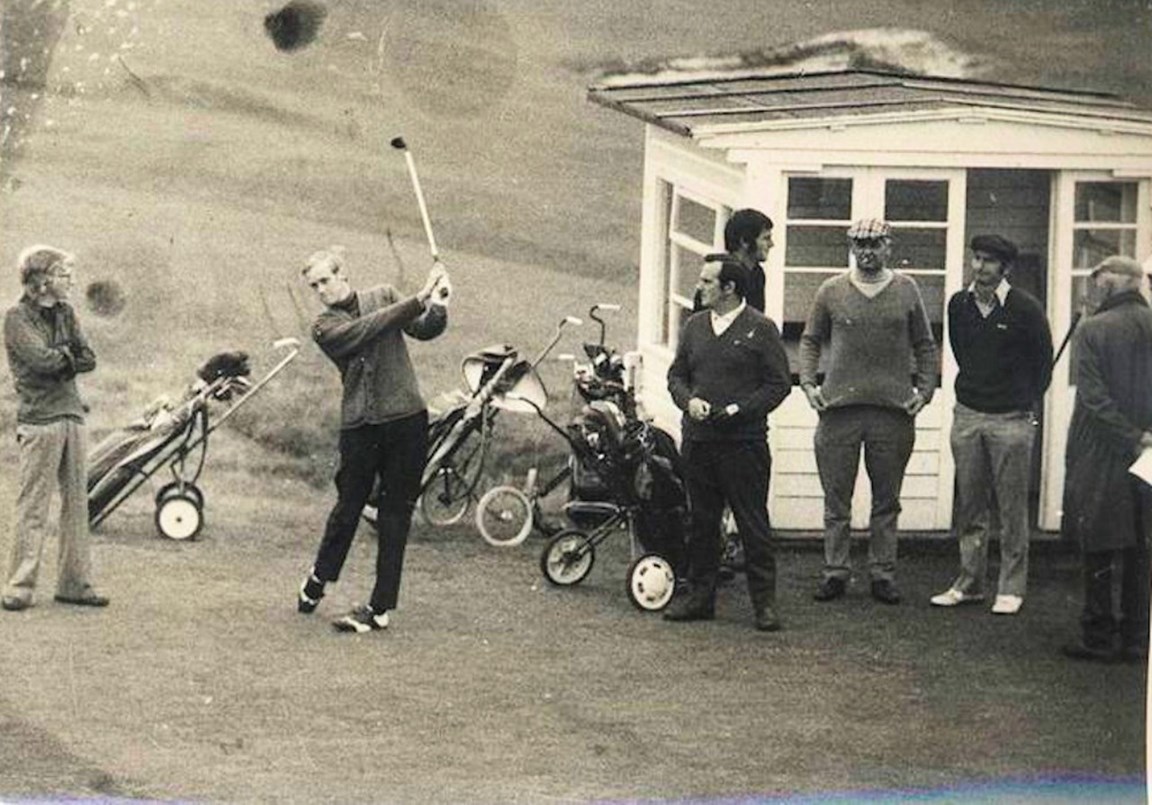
[968,278,1011,317]
[710,300,746,336]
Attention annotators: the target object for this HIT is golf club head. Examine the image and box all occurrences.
[390,136,407,150]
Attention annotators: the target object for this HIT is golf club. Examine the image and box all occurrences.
[390,136,440,261]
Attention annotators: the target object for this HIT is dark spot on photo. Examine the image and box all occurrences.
[263,1,328,52]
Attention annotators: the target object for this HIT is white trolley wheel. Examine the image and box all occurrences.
[155,493,203,541]
[626,553,676,611]
[419,467,472,526]
[155,482,204,510]
[540,529,595,586]
[475,485,533,547]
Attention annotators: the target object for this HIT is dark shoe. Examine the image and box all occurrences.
[663,593,715,622]
[54,591,109,607]
[1061,641,1118,663]
[1,597,30,612]
[298,569,325,614]
[332,605,389,633]
[870,580,901,605]
[754,606,781,632]
[813,577,846,602]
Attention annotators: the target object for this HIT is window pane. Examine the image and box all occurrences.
[1075,182,1137,224]
[787,177,852,220]
[886,180,948,222]
[782,272,837,330]
[785,226,849,268]
[890,228,947,270]
[674,195,717,244]
[1073,229,1137,269]
[673,243,701,301]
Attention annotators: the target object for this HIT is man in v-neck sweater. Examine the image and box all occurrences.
[930,234,1051,616]
[665,257,791,631]
[799,219,938,605]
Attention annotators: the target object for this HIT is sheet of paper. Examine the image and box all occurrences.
[1128,447,1152,486]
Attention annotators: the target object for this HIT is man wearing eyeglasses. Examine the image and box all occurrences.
[799,219,938,605]
[2,245,106,612]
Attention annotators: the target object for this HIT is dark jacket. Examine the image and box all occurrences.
[4,296,96,424]
[311,286,447,429]
[667,306,791,442]
[1062,291,1152,551]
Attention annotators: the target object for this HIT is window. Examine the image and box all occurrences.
[781,174,950,383]
[1068,181,1140,373]
[656,185,728,348]
[781,177,853,347]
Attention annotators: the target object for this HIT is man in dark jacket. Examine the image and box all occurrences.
[931,235,1052,615]
[1061,255,1152,663]
[296,246,449,633]
[665,257,791,631]
[2,245,107,612]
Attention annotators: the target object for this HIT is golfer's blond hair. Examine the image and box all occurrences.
[303,246,347,277]
[17,244,74,285]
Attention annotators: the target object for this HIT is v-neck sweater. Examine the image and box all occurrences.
[667,307,791,442]
[948,286,1052,413]
[798,272,938,411]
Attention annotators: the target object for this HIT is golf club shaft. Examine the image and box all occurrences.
[402,150,439,260]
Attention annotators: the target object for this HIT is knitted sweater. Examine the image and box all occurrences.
[667,307,791,442]
[312,285,447,429]
[798,272,938,410]
[948,286,1052,413]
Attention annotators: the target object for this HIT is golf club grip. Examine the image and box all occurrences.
[403,151,440,259]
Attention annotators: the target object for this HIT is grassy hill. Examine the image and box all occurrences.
[2,0,1150,477]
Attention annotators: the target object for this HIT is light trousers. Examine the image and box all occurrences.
[4,419,93,604]
[949,403,1037,598]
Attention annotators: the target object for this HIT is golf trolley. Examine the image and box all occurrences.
[474,302,638,547]
[87,338,301,540]
[495,380,687,612]
[362,315,582,528]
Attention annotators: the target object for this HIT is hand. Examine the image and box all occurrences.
[687,397,711,421]
[1140,431,1152,450]
[803,385,827,412]
[903,389,929,416]
[418,261,448,303]
[429,272,452,307]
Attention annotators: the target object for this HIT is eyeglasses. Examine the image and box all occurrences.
[850,238,888,249]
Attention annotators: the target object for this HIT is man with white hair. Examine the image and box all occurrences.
[1061,255,1152,663]
[296,248,449,634]
[2,245,107,611]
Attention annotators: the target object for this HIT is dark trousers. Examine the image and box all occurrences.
[1081,542,1150,651]
[682,439,776,609]
[312,411,428,612]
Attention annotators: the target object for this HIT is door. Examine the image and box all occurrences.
[770,167,967,530]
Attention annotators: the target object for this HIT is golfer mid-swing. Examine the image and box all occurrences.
[297,246,450,633]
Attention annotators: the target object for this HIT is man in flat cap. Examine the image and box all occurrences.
[1061,255,1152,662]
[931,235,1052,615]
[2,245,107,612]
[799,219,938,605]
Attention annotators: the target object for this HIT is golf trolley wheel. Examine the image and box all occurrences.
[155,493,203,541]
[540,529,595,586]
[419,467,474,526]
[475,485,533,547]
[155,481,204,511]
[626,553,676,612]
